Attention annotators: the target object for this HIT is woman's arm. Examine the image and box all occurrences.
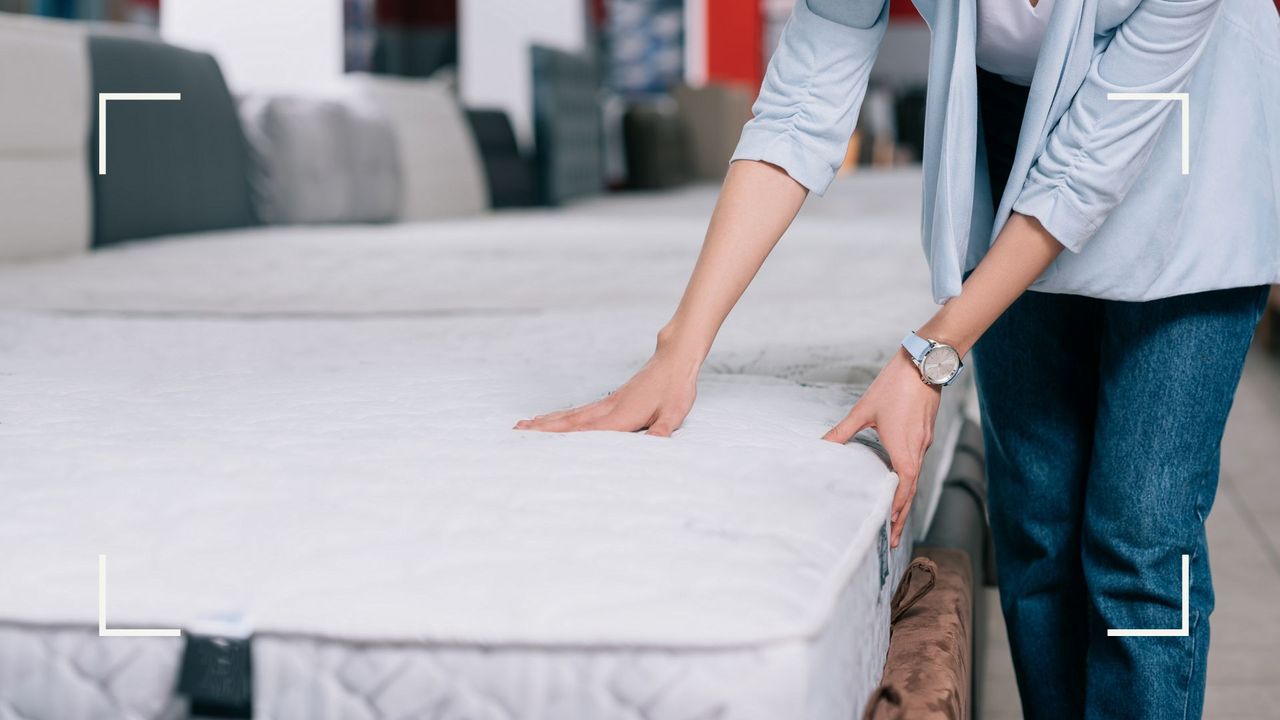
[824,212,1063,547]
[516,160,808,435]
[826,0,1226,548]
[917,212,1063,356]
[1015,0,1221,250]
[518,1,888,435]
[518,0,887,436]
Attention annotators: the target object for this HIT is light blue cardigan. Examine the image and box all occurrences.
[732,0,1280,302]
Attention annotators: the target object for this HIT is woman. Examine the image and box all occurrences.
[518,0,1280,717]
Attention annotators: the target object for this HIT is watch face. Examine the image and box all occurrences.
[921,344,961,385]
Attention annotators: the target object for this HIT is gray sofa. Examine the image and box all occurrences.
[0,12,497,262]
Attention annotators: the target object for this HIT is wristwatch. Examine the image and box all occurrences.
[901,331,964,387]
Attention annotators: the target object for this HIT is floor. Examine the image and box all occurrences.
[980,345,1280,719]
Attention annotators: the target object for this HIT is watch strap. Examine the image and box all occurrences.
[901,331,932,362]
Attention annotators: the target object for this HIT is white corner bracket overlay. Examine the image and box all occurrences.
[98,93,182,176]
[99,555,181,637]
[1107,554,1191,638]
[1105,92,1190,175]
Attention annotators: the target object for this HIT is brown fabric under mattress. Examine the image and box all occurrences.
[863,546,974,720]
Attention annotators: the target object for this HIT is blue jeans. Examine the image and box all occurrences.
[972,285,1269,719]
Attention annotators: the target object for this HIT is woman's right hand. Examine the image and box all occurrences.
[515,161,809,437]
[514,340,700,437]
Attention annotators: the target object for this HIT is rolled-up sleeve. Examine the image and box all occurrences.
[1013,0,1222,252]
[730,0,890,196]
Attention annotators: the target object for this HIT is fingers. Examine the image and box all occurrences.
[822,404,872,444]
[515,401,609,432]
[891,493,915,548]
[882,435,925,549]
[888,473,916,548]
[514,404,583,429]
[516,402,684,436]
[644,413,680,437]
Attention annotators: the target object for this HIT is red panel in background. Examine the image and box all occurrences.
[706,0,763,88]
[376,0,457,27]
[589,0,607,28]
[889,0,923,21]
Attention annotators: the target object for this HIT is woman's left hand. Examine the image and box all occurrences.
[823,348,941,548]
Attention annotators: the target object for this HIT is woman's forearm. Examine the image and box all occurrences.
[657,160,809,363]
[825,211,1064,547]
[917,212,1064,355]
[517,160,806,435]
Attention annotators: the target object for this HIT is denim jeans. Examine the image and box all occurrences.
[972,285,1270,719]
[976,66,1272,717]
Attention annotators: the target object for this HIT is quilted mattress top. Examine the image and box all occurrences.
[0,171,950,650]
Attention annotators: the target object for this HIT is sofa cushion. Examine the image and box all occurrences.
[0,14,92,261]
[88,34,257,246]
[347,73,488,220]
[239,94,401,225]
[465,109,537,208]
[0,156,92,263]
[0,15,89,153]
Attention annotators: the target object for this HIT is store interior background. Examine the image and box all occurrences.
[0,0,935,198]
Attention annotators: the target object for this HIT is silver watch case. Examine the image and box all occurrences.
[913,341,963,387]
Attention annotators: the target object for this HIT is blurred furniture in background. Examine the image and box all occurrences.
[605,0,928,188]
[239,94,401,225]
[459,0,589,150]
[854,86,899,169]
[0,12,91,261]
[89,33,258,246]
[1,0,944,249]
[894,85,928,163]
[672,82,752,181]
[349,72,489,220]
[622,100,688,190]
[0,8,499,261]
[532,45,606,205]
[466,109,540,208]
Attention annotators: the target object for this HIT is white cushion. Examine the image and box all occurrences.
[0,156,92,262]
[0,14,89,152]
[347,73,489,220]
[0,14,91,261]
[240,93,402,225]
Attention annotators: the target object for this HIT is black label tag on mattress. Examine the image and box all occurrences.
[179,634,253,718]
[878,523,890,592]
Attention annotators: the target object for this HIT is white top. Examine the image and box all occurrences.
[976,0,1057,86]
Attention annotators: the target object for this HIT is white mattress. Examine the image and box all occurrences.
[0,170,963,720]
